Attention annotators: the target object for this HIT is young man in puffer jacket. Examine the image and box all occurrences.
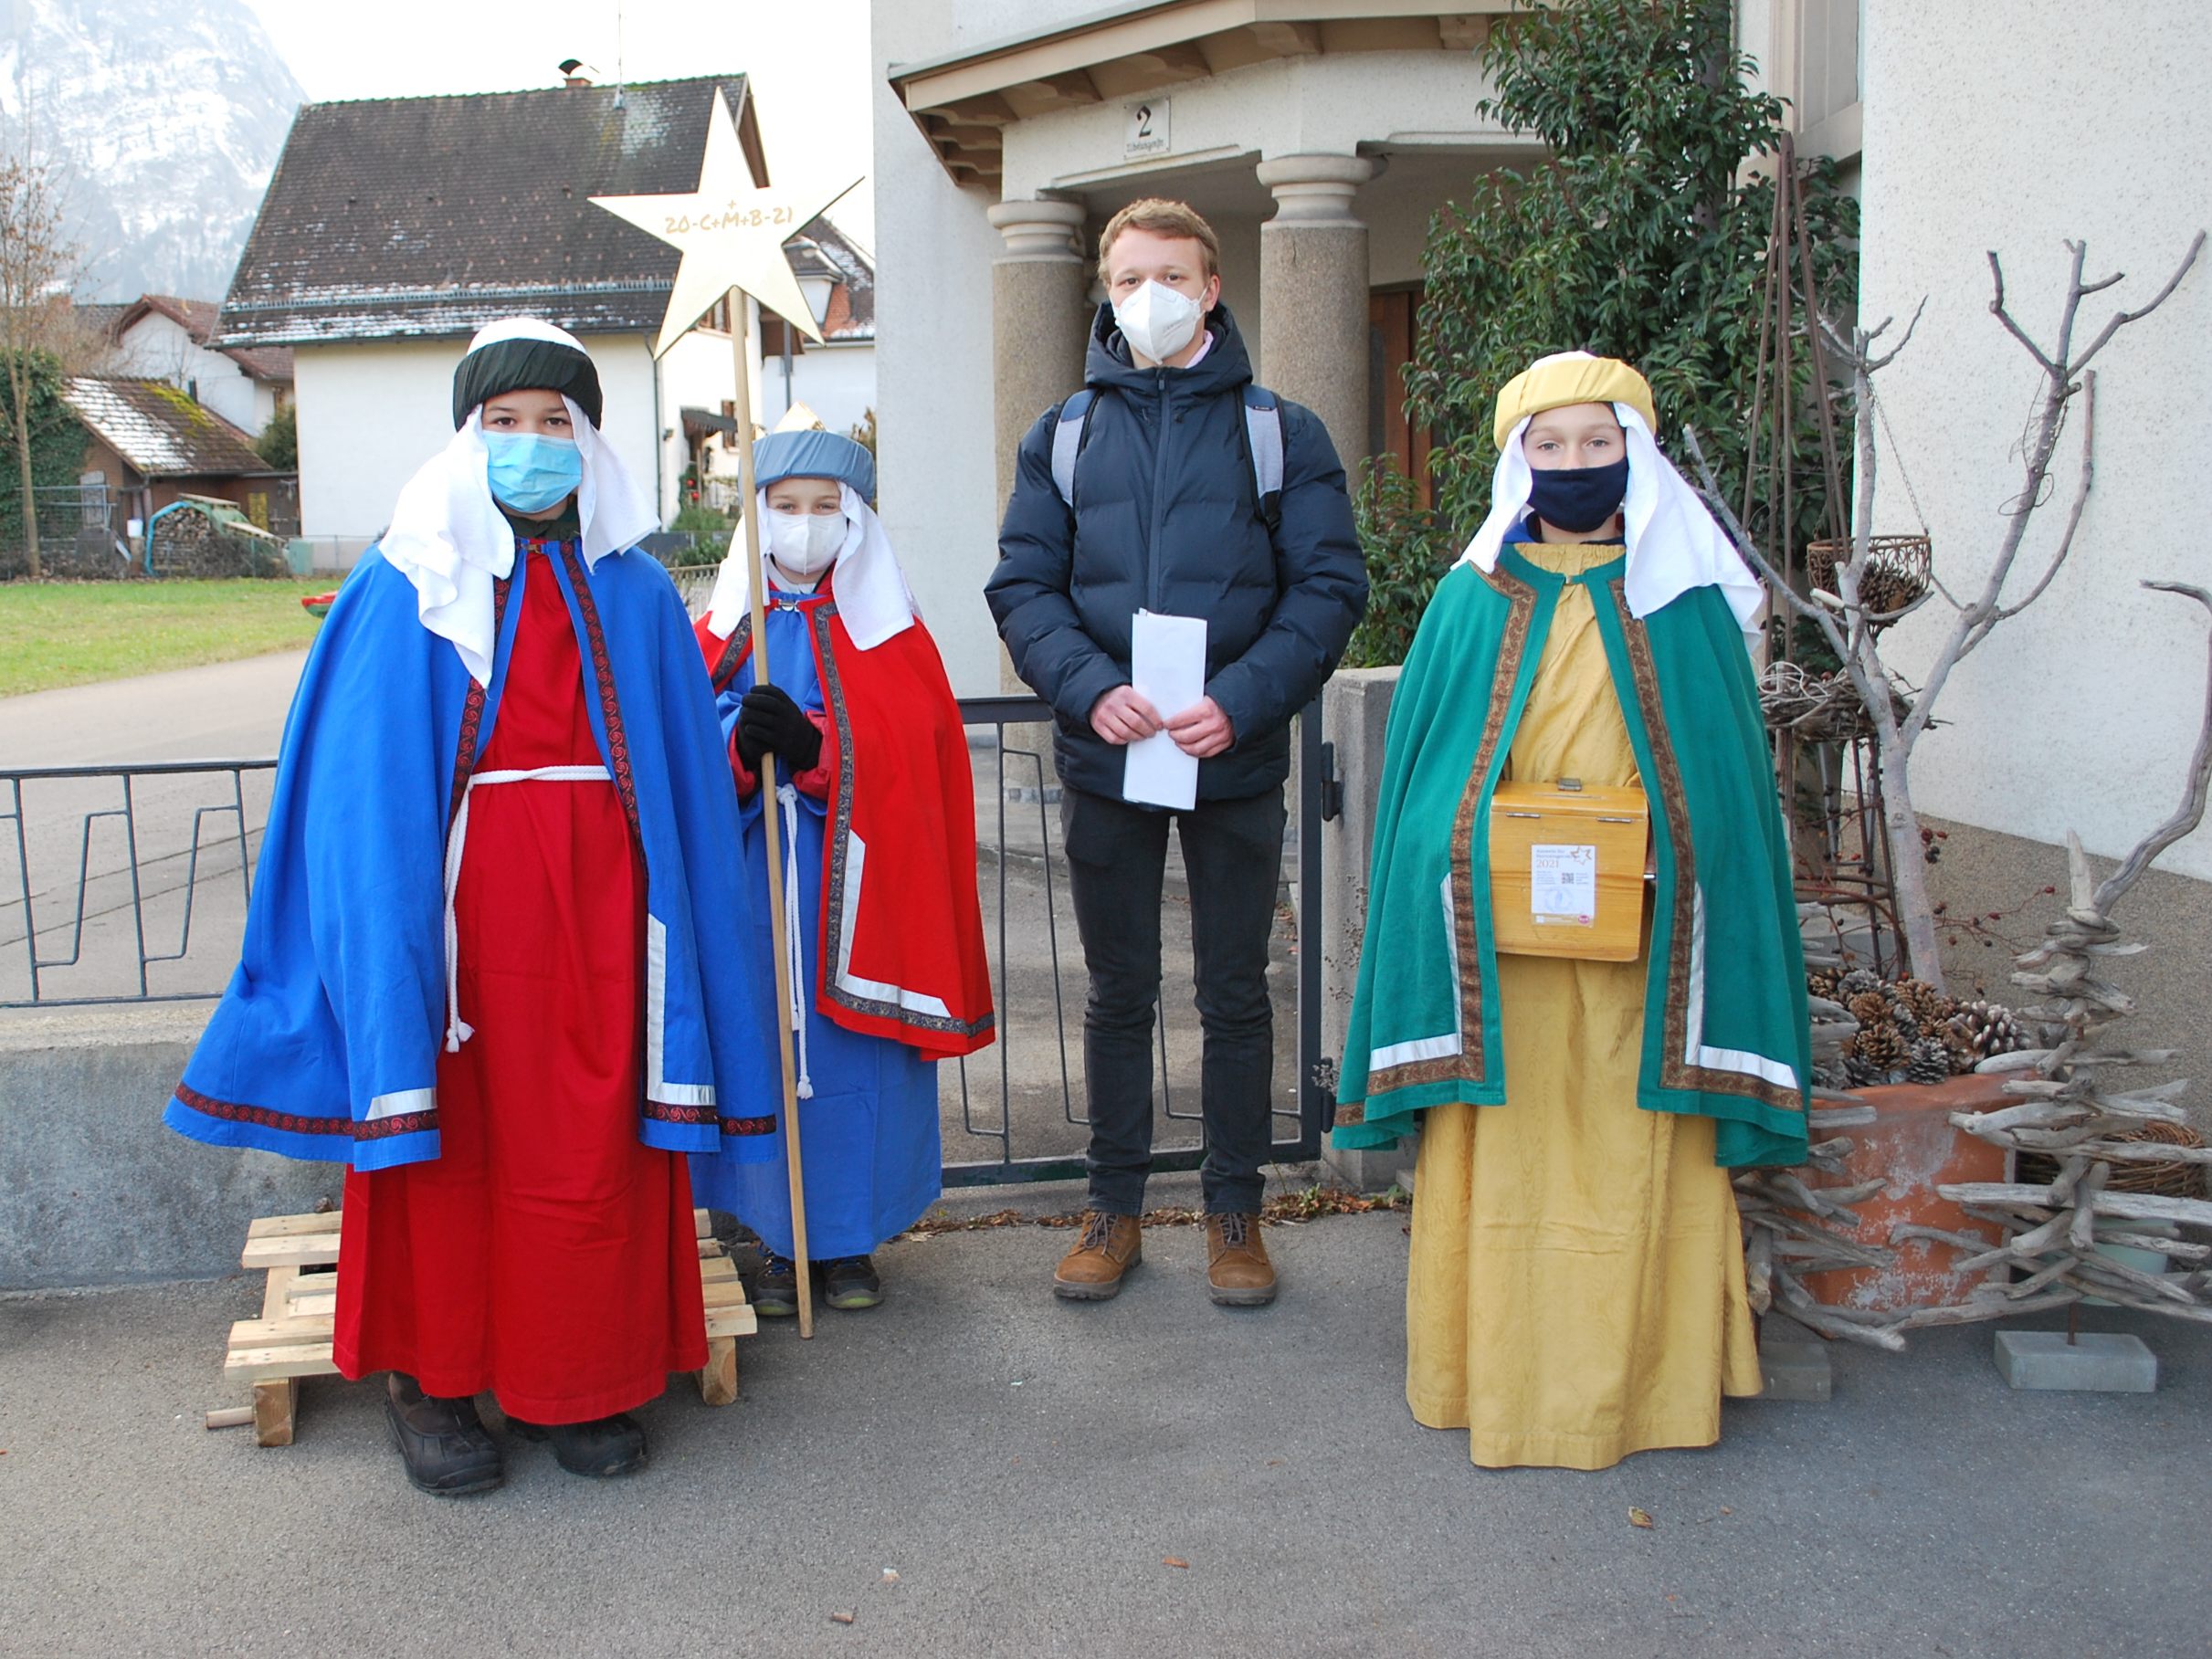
[985,198,1368,1309]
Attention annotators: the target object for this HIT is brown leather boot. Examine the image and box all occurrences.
[1053,1211,1142,1300]
[1206,1213,1277,1307]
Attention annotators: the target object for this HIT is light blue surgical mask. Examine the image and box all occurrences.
[483,431,583,513]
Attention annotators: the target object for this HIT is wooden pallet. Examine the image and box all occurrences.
[222,1207,756,1446]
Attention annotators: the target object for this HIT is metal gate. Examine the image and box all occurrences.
[1,698,1329,1183]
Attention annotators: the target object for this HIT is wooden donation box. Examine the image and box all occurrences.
[1490,777,1649,961]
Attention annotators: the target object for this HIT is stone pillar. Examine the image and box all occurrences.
[1255,153,1379,470]
[1319,666,1412,1193]
[987,196,1091,701]
[987,196,1090,514]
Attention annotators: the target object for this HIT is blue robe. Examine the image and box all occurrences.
[688,586,942,1259]
[164,540,779,1171]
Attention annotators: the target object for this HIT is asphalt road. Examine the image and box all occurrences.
[3,1204,2206,1658]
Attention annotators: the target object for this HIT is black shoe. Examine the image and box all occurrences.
[755,1249,799,1318]
[823,1255,882,1311]
[384,1374,503,1496]
[508,1412,648,1478]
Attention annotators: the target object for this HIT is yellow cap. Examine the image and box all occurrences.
[1492,352,1657,450]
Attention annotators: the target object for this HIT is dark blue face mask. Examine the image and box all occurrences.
[1527,456,1628,535]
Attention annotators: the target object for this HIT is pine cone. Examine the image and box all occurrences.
[1949,1000,2028,1059]
[1847,1022,1906,1075]
[1905,1036,1953,1086]
[1847,990,1891,1028]
[1894,977,1956,1029]
[1942,1024,1978,1071]
[1890,1002,1922,1042]
[1859,567,1924,617]
[1841,1054,1891,1090]
[1807,967,1842,1003]
[1837,968,1880,1000]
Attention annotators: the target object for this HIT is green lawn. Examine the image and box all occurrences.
[0,577,333,698]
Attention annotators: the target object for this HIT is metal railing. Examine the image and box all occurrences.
[3,760,274,1007]
[0,698,1326,1180]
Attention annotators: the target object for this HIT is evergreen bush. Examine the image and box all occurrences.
[1349,0,1857,666]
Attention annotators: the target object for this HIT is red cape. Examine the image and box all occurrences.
[699,599,995,1061]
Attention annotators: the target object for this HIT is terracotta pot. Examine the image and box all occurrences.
[1798,1073,2015,1314]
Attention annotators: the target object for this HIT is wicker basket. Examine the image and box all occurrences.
[1805,534,1932,625]
[2017,1118,2207,1201]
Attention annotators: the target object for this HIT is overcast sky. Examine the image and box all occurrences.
[239,0,878,249]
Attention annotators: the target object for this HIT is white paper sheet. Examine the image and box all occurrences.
[1122,608,1207,810]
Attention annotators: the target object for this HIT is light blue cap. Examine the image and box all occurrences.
[753,429,876,504]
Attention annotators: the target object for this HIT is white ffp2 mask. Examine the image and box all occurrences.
[1112,279,1204,364]
[766,509,846,582]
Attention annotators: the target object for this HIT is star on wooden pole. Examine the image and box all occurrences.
[588,87,862,1340]
[589,87,859,357]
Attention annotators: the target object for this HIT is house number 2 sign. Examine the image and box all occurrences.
[1125,99,1172,159]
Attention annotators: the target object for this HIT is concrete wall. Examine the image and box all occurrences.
[873,0,1008,698]
[1858,0,2212,881]
[0,1006,338,1290]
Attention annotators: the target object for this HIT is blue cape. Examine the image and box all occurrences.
[164,540,780,1171]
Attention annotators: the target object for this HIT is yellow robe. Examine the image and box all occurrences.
[1404,540,1761,1470]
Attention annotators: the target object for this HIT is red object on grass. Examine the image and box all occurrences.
[301,591,338,620]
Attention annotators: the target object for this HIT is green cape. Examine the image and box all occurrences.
[1333,547,1809,1169]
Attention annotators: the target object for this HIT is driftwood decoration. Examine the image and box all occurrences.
[1743,584,2212,1345]
[1687,230,2206,994]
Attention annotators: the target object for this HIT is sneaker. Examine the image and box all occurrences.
[754,1249,800,1318]
[822,1255,883,1310]
[1052,1211,1142,1300]
[507,1412,648,1478]
[1205,1212,1278,1307]
[384,1373,503,1496]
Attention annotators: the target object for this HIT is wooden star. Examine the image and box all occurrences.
[590,88,859,358]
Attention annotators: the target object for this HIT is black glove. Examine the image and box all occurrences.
[736,683,824,773]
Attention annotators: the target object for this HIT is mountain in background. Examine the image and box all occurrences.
[0,0,303,303]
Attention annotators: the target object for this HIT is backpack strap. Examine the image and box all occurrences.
[1241,386,1284,534]
[1048,388,1096,508]
[1051,383,1283,530]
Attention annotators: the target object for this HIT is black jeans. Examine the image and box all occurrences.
[1059,782,1286,1216]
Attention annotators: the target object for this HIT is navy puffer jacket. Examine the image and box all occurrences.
[985,303,1368,803]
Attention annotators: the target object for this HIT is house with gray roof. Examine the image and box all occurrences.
[60,374,290,543]
[212,72,774,562]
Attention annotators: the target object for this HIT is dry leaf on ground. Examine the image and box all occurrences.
[1163,1557,1190,1570]
[1628,1507,1655,1529]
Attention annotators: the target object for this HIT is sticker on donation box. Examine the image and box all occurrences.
[1531,844,1596,926]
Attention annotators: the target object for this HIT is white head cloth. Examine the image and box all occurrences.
[703,483,919,651]
[1459,402,1766,645]
[379,319,658,685]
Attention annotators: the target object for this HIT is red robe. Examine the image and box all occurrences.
[697,590,993,1061]
[334,541,706,1422]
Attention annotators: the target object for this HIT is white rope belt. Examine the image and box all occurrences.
[443,764,612,1052]
[778,782,814,1100]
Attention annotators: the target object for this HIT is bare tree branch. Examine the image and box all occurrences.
[2075,230,2205,372]
[1681,422,1854,660]
[1990,371,2096,625]
[2091,582,2212,913]
[1986,250,2059,375]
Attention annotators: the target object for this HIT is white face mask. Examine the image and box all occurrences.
[1112,278,1204,364]
[766,508,846,582]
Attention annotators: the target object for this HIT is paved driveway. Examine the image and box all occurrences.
[1,1204,2205,1657]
